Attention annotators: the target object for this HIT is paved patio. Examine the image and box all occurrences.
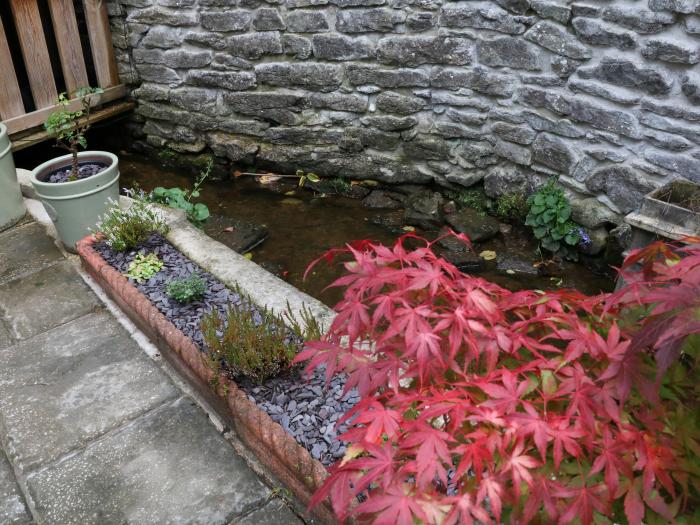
[0,218,306,524]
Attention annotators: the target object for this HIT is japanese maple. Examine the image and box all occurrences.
[296,233,700,524]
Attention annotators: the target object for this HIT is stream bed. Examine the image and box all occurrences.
[119,152,614,306]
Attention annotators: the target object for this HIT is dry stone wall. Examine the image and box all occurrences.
[107,0,700,224]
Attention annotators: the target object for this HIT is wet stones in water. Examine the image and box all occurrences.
[46,163,107,183]
[370,210,405,234]
[437,229,484,272]
[497,254,540,276]
[203,215,268,254]
[403,190,444,230]
[445,208,501,242]
[361,190,404,210]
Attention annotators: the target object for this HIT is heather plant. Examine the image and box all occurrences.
[296,233,700,525]
[202,293,325,383]
[96,197,169,252]
[166,272,206,303]
[201,296,297,384]
[284,301,323,342]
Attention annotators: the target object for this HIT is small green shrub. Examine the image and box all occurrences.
[444,188,487,213]
[96,197,169,252]
[202,303,296,384]
[45,87,103,181]
[525,178,582,259]
[325,177,352,194]
[201,291,323,384]
[150,158,212,227]
[493,191,529,222]
[166,273,207,303]
[125,253,163,283]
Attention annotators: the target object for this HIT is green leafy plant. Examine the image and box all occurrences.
[44,87,104,181]
[158,148,177,161]
[296,170,320,188]
[525,178,582,259]
[166,272,207,303]
[96,197,169,252]
[150,158,212,227]
[493,191,529,222]
[125,252,163,283]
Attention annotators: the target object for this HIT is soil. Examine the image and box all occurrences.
[45,162,107,183]
[95,234,356,466]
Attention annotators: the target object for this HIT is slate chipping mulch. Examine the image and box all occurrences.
[95,234,357,465]
[46,163,106,183]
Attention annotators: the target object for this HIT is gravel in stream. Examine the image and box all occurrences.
[95,234,356,465]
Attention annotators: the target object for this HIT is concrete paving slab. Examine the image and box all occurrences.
[0,449,32,525]
[0,260,101,341]
[234,499,304,525]
[0,222,62,286]
[27,398,271,525]
[0,311,179,471]
[0,321,12,351]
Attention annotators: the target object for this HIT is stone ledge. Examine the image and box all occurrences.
[76,233,337,525]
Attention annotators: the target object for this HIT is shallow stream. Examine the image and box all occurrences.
[118,153,614,305]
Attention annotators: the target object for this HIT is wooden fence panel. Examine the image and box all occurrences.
[0,0,126,138]
[10,0,58,110]
[48,0,89,95]
[0,16,25,120]
[82,0,119,88]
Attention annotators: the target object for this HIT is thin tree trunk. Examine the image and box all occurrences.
[71,147,79,180]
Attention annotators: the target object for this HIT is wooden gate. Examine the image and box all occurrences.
[0,0,128,147]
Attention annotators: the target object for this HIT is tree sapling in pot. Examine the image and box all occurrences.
[30,87,121,251]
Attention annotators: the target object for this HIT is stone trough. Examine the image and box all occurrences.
[625,179,700,248]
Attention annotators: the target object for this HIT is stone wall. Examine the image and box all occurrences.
[107,0,700,226]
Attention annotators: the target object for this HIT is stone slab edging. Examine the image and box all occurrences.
[76,233,337,525]
[129,196,337,333]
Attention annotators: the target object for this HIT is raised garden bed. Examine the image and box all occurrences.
[77,230,344,524]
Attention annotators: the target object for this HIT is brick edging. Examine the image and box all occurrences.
[76,235,335,524]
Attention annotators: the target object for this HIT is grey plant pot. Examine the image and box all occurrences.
[30,151,120,252]
[0,123,26,231]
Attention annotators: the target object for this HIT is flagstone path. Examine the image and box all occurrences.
[0,219,306,525]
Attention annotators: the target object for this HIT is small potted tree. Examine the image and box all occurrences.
[30,87,119,251]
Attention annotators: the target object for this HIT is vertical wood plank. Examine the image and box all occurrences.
[82,0,119,88]
[10,0,58,110]
[48,0,89,95]
[0,15,25,120]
